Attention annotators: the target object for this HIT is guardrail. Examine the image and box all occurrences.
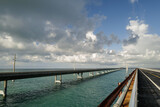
[139,68,160,73]
[98,69,136,107]
[129,69,138,107]
[113,72,135,107]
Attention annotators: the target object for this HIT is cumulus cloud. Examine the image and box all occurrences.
[0,0,121,68]
[0,33,24,49]
[122,19,160,68]
[1,1,158,68]
[123,20,148,45]
[86,31,97,42]
[0,0,87,43]
[126,20,148,36]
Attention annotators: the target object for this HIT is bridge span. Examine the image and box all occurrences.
[0,68,121,97]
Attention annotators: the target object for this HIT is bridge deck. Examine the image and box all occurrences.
[138,69,160,106]
[0,68,119,81]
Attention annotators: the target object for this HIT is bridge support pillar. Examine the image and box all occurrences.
[89,72,94,76]
[77,73,83,79]
[0,80,8,97]
[4,80,7,97]
[101,71,104,74]
[96,72,100,75]
[55,75,62,84]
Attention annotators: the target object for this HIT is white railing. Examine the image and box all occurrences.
[140,68,160,73]
[129,69,138,107]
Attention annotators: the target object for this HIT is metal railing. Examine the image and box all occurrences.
[98,69,136,107]
[140,68,160,73]
[113,73,135,107]
[129,69,138,107]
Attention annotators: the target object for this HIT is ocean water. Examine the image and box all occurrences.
[0,69,134,107]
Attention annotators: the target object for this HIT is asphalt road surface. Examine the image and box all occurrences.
[138,69,160,107]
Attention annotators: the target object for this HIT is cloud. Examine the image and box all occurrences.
[126,20,148,36]
[96,32,120,47]
[123,35,139,46]
[122,19,160,68]
[123,19,148,46]
[0,33,24,49]
[86,31,97,42]
[0,0,121,68]
[130,0,138,4]
[2,1,159,68]
[0,0,87,43]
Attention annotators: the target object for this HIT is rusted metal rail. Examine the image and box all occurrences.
[98,69,136,107]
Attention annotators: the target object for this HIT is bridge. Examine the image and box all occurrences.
[0,68,121,97]
[0,68,159,106]
[98,68,160,107]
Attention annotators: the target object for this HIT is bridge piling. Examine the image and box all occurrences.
[89,72,94,76]
[55,75,62,84]
[4,80,7,97]
[77,73,83,79]
[0,80,7,97]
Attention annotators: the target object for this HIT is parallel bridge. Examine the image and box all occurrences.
[0,68,121,97]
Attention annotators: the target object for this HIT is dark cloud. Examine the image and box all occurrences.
[0,0,87,43]
[96,32,120,47]
[123,35,139,46]
[0,0,107,48]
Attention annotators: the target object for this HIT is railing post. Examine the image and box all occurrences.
[118,82,122,97]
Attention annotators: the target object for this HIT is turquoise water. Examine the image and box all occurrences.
[0,69,134,107]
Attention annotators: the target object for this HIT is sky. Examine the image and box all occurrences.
[0,0,160,68]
